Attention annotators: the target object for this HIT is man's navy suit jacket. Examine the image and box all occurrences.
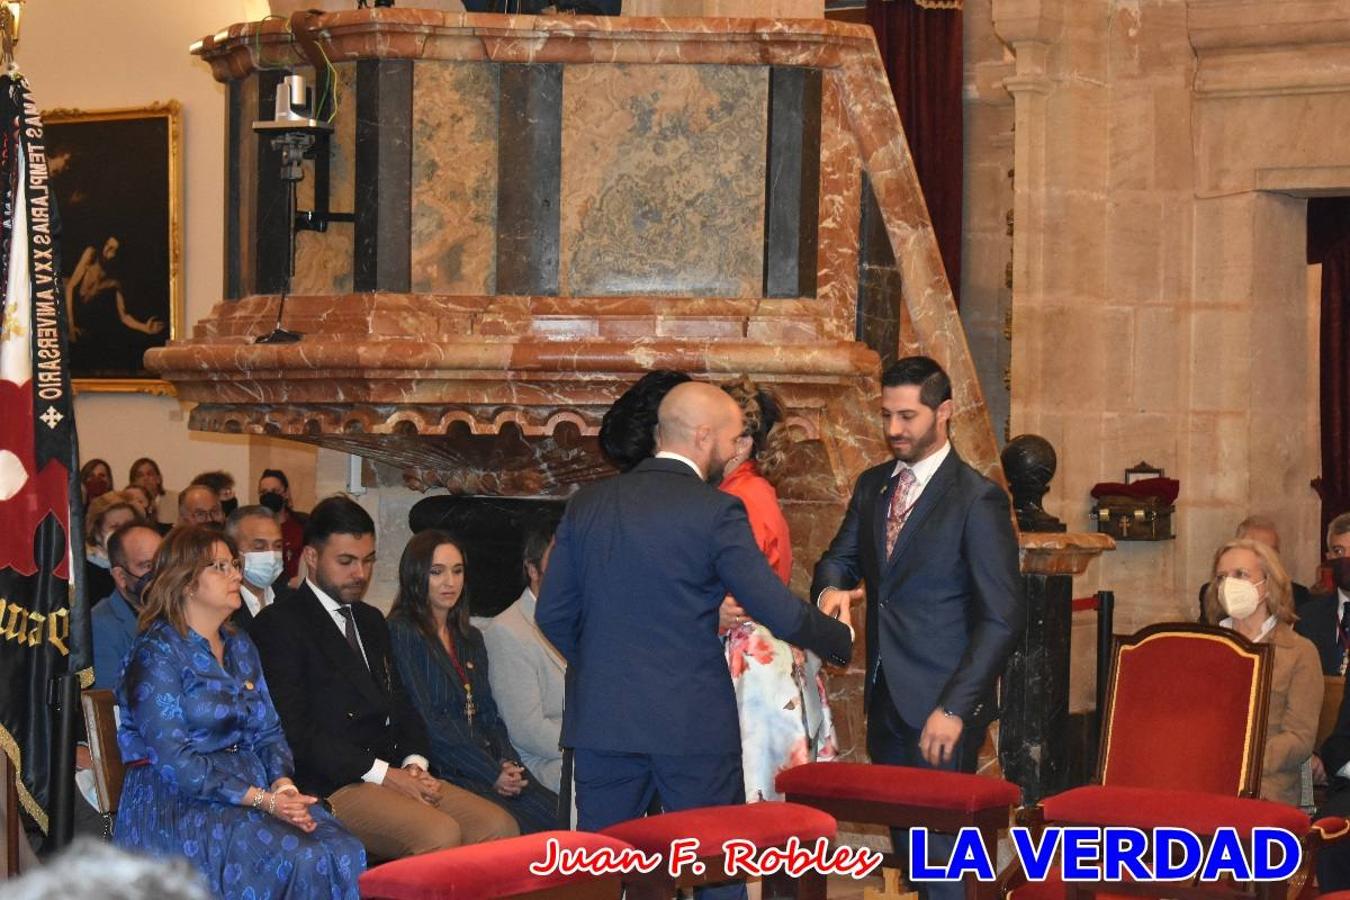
[537,457,852,757]
[811,449,1024,730]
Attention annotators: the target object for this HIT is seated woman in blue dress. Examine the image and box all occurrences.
[115,525,365,899]
[388,529,560,834]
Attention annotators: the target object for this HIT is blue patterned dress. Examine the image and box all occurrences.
[114,620,365,899]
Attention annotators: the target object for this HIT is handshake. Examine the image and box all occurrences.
[817,586,864,633]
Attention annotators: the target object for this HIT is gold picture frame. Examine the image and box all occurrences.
[43,101,182,395]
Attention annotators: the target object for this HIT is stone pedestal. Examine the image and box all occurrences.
[1000,531,1114,803]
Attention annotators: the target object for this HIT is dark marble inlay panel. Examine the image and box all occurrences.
[763,67,821,299]
[559,64,768,298]
[254,70,287,296]
[292,62,357,296]
[856,172,902,372]
[497,64,562,296]
[355,60,413,293]
[411,61,500,296]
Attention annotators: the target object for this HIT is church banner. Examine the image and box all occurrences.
[0,74,92,833]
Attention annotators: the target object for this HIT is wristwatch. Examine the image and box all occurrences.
[940,707,962,721]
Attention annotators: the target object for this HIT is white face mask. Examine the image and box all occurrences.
[242,550,284,588]
[1219,576,1265,620]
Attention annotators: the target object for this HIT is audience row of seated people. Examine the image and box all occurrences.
[80,460,309,584]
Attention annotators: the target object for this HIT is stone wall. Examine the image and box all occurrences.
[977,0,1333,711]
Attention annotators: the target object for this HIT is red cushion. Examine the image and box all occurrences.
[776,762,1020,814]
[1041,786,1310,837]
[1102,632,1261,794]
[1317,893,1350,900]
[359,831,633,899]
[600,802,836,856]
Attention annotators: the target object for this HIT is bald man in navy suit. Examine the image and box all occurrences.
[538,382,853,900]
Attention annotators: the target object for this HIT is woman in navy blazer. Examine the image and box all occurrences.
[387,529,560,834]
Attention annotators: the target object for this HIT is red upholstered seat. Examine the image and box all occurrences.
[1040,785,1310,837]
[1317,893,1350,900]
[775,761,1021,814]
[359,830,634,899]
[1097,627,1268,795]
[599,801,836,855]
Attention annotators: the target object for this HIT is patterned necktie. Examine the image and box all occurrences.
[337,606,368,670]
[885,467,918,558]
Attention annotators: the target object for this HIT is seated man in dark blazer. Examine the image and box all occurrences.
[538,382,853,899]
[250,495,517,860]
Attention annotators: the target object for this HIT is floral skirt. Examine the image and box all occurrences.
[115,765,366,900]
[725,621,838,802]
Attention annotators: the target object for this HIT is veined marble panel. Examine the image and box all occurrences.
[411,61,500,296]
[293,62,357,296]
[559,64,768,298]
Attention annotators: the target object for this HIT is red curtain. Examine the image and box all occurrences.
[866,0,964,305]
[1307,198,1350,539]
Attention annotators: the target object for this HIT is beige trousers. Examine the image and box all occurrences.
[328,778,519,860]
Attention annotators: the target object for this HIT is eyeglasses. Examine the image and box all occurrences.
[204,559,242,575]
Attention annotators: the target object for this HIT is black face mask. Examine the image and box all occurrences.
[1333,557,1350,593]
[126,570,154,607]
[221,497,239,517]
[259,492,285,514]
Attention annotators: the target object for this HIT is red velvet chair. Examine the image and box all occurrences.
[1007,623,1348,900]
[359,830,636,900]
[775,761,1021,900]
[599,801,837,900]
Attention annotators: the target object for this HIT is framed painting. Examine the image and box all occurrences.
[43,102,181,394]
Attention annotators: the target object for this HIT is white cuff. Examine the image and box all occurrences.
[362,758,389,785]
[1338,759,1350,780]
[401,754,430,772]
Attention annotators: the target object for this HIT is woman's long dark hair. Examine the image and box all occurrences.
[389,529,473,644]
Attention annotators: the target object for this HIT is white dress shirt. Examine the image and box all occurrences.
[239,583,274,618]
[655,450,704,480]
[306,580,428,785]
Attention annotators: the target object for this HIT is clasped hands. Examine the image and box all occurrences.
[248,778,320,833]
[384,763,443,805]
[494,760,530,798]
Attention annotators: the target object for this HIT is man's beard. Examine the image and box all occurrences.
[890,419,940,464]
[316,572,368,604]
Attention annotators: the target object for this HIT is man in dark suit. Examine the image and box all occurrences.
[538,381,853,895]
[250,495,517,860]
[813,356,1024,900]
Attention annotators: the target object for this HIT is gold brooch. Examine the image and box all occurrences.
[243,680,255,690]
